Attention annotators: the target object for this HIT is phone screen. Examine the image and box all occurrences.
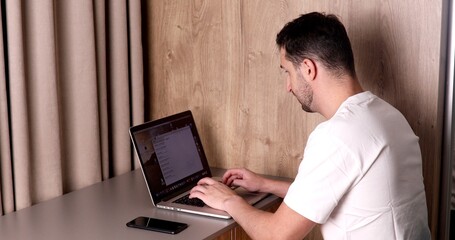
[126,216,188,234]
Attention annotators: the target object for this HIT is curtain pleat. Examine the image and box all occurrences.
[0,0,144,215]
[128,0,145,170]
[0,1,14,215]
[107,0,133,177]
[26,0,64,206]
[93,0,110,181]
[55,0,102,193]
[6,0,33,211]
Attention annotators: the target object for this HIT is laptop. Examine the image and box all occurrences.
[129,110,269,219]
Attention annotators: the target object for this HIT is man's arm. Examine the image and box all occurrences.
[190,178,316,240]
[226,195,316,239]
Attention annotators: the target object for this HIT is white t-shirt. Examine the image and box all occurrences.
[284,91,431,239]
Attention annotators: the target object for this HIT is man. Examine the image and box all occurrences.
[190,12,431,239]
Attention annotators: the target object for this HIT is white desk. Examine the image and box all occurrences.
[0,168,283,240]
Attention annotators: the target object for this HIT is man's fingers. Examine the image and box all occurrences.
[197,177,217,185]
[223,173,244,186]
[222,169,243,181]
[189,184,209,200]
[189,191,205,201]
[191,184,206,193]
[223,175,235,186]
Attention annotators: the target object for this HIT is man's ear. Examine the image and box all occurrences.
[300,58,317,81]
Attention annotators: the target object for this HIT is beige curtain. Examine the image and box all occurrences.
[0,0,144,215]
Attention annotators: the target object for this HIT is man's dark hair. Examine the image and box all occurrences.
[276,12,356,78]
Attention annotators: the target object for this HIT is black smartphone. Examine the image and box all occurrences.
[126,216,188,234]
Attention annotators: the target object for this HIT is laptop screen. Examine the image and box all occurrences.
[129,110,211,203]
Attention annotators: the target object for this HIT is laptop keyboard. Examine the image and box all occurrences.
[173,194,205,207]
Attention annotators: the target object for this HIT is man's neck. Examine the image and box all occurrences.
[317,78,363,119]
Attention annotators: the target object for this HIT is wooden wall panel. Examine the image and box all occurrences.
[146,1,444,239]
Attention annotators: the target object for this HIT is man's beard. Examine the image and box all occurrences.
[294,73,314,113]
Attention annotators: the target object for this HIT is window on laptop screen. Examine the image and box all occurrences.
[132,112,211,201]
[152,125,203,185]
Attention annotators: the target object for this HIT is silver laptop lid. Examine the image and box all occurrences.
[129,110,212,206]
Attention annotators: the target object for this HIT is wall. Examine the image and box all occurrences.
[145,0,444,239]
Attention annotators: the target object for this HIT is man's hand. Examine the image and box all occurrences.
[189,177,245,211]
[222,168,265,193]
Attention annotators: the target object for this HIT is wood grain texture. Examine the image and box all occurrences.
[146,1,444,239]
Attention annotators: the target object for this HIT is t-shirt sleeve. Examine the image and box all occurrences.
[284,129,361,224]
